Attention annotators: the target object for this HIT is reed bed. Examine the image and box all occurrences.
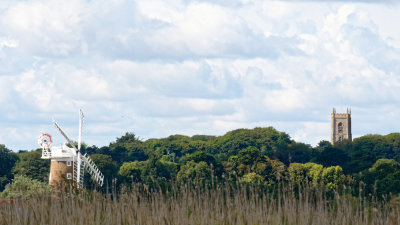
[1,182,399,225]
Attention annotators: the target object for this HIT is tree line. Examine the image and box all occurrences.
[1,127,400,197]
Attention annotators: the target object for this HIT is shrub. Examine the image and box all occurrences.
[1,175,51,199]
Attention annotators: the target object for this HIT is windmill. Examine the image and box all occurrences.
[38,110,104,188]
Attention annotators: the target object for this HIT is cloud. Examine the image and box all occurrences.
[1,0,87,57]
[138,1,297,59]
[1,0,400,151]
[84,1,302,60]
[104,60,243,99]
[0,37,18,50]
[279,0,397,3]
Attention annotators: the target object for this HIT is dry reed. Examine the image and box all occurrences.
[1,181,399,225]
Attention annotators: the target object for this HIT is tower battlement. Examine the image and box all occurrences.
[331,113,350,118]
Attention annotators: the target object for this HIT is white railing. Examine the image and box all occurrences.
[41,146,75,159]
[41,148,52,158]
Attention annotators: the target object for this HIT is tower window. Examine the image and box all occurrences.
[338,122,343,133]
[67,161,71,166]
[67,173,72,179]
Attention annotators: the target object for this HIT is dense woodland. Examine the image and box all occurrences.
[1,126,400,198]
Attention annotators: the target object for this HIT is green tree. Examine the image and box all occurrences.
[241,172,263,184]
[211,127,291,160]
[139,156,178,185]
[348,149,376,174]
[362,159,400,196]
[0,145,18,191]
[177,161,212,183]
[84,145,99,155]
[182,151,216,165]
[182,151,224,177]
[286,142,313,164]
[314,144,349,170]
[322,166,344,190]
[144,135,193,158]
[90,154,118,184]
[119,161,145,182]
[236,146,262,166]
[369,158,400,178]
[304,162,323,184]
[226,146,262,178]
[348,135,384,173]
[288,162,344,190]
[273,132,292,164]
[13,150,50,182]
[109,133,148,165]
[252,157,286,183]
[1,175,51,199]
[266,157,286,182]
[288,163,308,184]
[384,133,400,161]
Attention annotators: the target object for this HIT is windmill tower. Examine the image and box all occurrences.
[38,110,104,188]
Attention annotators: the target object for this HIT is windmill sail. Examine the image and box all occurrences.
[53,120,78,152]
[82,153,104,186]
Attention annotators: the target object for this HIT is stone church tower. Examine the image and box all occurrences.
[331,108,352,144]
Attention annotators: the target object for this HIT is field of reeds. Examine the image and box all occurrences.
[1,182,399,225]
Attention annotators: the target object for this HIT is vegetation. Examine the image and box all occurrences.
[0,145,18,191]
[2,126,400,224]
[1,175,51,199]
[12,150,50,182]
[1,181,399,225]
[2,127,400,195]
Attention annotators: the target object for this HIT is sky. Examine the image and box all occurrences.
[1,0,400,151]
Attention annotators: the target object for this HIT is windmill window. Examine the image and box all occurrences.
[67,161,71,166]
[338,122,343,133]
[67,173,72,179]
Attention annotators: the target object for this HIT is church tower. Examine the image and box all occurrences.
[331,108,352,144]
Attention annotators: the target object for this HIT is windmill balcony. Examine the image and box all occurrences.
[41,144,76,159]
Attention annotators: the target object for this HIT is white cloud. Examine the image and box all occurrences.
[5,63,118,132]
[261,1,295,19]
[0,37,18,49]
[1,0,86,56]
[265,89,307,112]
[0,76,14,105]
[1,0,400,151]
[292,121,331,144]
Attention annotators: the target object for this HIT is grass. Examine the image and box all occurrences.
[1,181,399,225]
